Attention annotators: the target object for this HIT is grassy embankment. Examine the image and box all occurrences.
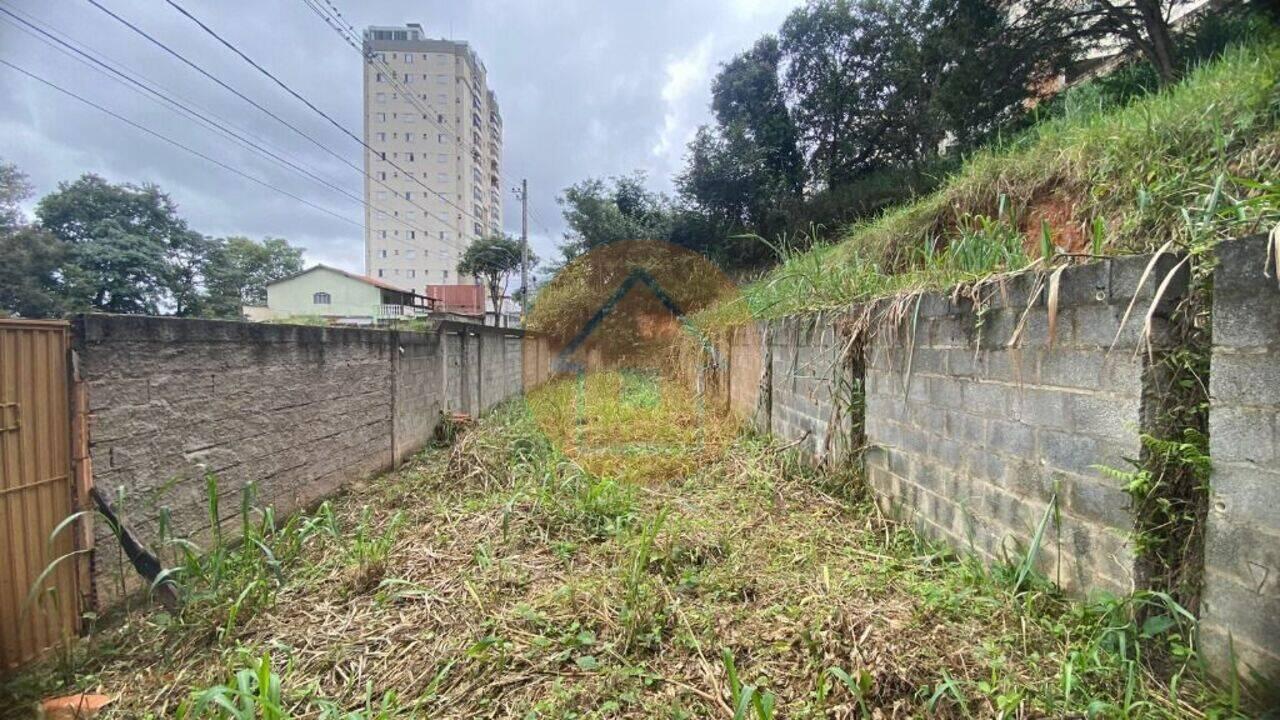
[2,372,1254,718]
[695,39,1280,330]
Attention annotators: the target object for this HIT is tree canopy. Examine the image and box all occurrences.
[203,236,304,318]
[457,234,535,316]
[557,173,675,261]
[0,163,305,319]
[36,174,206,315]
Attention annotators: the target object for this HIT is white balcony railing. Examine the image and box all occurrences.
[375,304,429,319]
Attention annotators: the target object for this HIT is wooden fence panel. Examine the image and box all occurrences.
[0,319,80,673]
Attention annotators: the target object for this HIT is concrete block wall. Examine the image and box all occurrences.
[463,330,481,413]
[74,315,536,608]
[698,240,1277,685]
[1201,235,1280,683]
[768,316,854,463]
[393,331,444,464]
[477,331,519,413]
[445,328,465,411]
[725,323,767,427]
[862,255,1186,595]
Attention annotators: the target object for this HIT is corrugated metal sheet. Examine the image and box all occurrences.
[0,319,80,673]
[426,284,484,315]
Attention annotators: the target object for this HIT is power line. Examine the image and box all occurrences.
[0,56,364,230]
[0,2,312,181]
[162,0,493,233]
[311,1,564,247]
[0,5,462,260]
[79,0,472,256]
[298,0,515,229]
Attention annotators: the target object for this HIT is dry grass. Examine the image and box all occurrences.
[1,373,1245,718]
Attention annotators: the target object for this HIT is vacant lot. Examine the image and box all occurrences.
[2,373,1246,718]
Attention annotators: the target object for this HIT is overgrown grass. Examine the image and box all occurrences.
[695,38,1280,330]
[3,372,1259,717]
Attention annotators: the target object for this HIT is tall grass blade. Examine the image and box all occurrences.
[1137,255,1191,361]
[1110,239,1174,353]
[1015,492,1057,593]
[1047,265,1067,347]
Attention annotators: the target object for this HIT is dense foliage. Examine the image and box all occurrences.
[553,0,1272,276]
[0,165,303,319]
[693,36,1280,328]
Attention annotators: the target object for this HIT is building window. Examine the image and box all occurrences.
[379,249,388,258]
[313,292,331,305]
[443,270,449,280]
[404,54,413,64]
[406,249,417,259]
[377,269,385,277]
[407,269,416,278]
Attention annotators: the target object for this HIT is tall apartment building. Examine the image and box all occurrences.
[362,24,503,289]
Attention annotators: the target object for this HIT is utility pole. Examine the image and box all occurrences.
[518,178,529,326]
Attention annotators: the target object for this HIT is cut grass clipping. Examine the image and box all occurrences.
[2,371,1257,718]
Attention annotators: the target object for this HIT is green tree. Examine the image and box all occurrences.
[36,174,209,314]
[457,234,535,317]
[1016,0,1191,85]
[780,0,911,185]
[558,173,674,260]
[710,36,805,197]
[677,36,805,250]
[779,0,1064,185]
[0,160,33,234]
[0,162,67,317]
[0,226,67,318]
[203,236,305,318]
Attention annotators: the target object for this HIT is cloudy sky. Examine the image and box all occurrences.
[0,0,800,273]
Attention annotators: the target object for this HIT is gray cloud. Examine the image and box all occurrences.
[0,0,798,271]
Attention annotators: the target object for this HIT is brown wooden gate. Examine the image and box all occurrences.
[0,319,82,673]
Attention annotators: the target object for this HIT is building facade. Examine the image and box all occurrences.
[362,23,503,290]
[259,265,433,325]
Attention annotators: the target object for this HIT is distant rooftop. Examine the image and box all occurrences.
[362,23,486,77]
